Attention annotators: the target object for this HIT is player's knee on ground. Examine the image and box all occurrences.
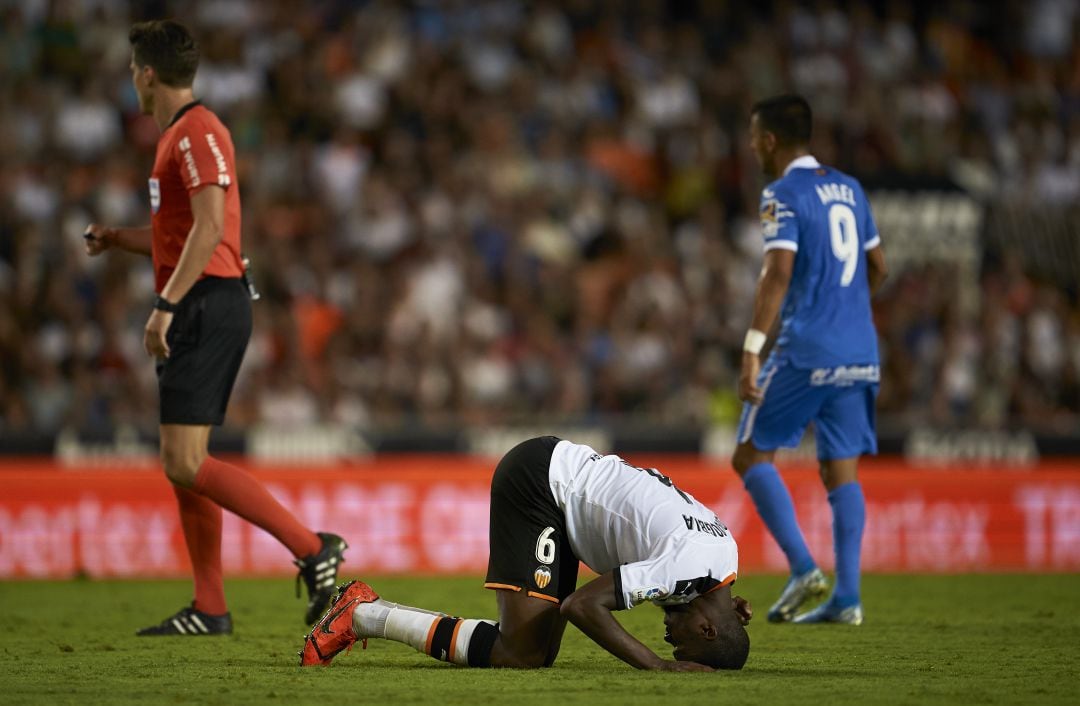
[542,636,563,667]
[490,634,554,669]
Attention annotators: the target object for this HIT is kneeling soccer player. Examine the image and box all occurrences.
[301,436,751,671]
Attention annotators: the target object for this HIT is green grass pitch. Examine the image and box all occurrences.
[1,574,1078,705]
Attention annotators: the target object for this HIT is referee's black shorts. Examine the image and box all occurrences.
[484,436,580,604]
[156,277,251,426]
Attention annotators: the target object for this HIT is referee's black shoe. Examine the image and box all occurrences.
[136,605,233,636]
[295,532,349,624]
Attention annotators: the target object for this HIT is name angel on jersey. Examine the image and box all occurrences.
[683,515,729,538]
[814,182,857,206]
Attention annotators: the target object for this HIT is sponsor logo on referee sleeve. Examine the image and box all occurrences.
[178,136,201,186]
[205,133,231,186]
[148,178,161,214]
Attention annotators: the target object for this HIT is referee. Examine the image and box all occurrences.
[84,20,347,635]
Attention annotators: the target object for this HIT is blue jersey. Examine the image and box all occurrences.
[759,156,881,369]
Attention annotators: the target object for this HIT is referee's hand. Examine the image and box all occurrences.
[83,223,113,256]
[144,309,173,358]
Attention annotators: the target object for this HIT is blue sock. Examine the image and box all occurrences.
[828,482,865,608]
[742,463,816,576]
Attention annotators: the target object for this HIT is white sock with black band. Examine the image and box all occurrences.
[354,600,499,667]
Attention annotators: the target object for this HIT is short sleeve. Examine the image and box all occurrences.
[613,541,736,610]
[615,556,678,610]
[860,185,881,251]
[173,125,233,193]
[760,183,799,253]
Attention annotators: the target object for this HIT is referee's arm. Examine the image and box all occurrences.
[158,185,225,305]
[84,225,153,256]
[143,186,224,358]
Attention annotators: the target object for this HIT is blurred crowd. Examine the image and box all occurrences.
[1,0,1078,438]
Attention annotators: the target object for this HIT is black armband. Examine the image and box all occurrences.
[153,295,180,313]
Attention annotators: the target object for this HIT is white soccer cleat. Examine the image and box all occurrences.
[766,567,829,622]
[792,601,864,625]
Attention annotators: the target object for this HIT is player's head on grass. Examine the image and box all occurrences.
[749,94,812,180]
[662,585,750,670]
[129,19,199,114]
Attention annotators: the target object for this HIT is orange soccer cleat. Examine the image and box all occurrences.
[299,580,380,666]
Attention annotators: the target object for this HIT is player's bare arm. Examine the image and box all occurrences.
[143,185,226,358]
[739,248,794,404]
[866,244,888,295]
[83,224,153,257]
[559,572,713,672]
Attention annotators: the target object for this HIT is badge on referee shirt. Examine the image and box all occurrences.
[149,178,161,214]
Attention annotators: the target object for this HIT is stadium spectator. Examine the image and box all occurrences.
[0,0,1076,439]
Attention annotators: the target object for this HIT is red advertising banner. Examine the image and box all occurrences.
[0,456,1078,578]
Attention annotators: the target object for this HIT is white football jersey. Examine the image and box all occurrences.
[547,439,739,610]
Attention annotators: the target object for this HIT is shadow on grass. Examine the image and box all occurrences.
[747,667,894,678]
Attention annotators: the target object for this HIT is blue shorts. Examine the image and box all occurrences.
[736,355,879,461]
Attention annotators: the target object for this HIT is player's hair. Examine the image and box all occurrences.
[751,94,812,147]
[129,19,199,87]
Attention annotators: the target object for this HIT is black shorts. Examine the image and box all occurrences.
[484,436,580,604]
[157,277,251,426]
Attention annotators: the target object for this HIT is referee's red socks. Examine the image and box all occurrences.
[192,456,322,559]
[173,485,227,615]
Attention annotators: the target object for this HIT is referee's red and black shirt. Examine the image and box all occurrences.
[149,101,243,293]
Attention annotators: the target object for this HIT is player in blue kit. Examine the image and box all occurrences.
[733,95,889,625]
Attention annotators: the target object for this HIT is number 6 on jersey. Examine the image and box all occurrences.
[535,526,556,564]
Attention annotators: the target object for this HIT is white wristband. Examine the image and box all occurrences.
[743,329,767,355]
